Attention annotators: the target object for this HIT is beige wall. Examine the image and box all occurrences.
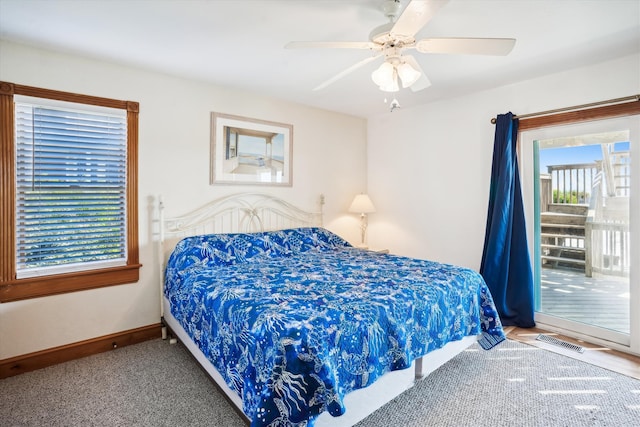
[0,40,368,359]
[366,54,640,270]
[2,39,638,360]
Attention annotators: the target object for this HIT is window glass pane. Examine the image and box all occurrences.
[15,103,127,277]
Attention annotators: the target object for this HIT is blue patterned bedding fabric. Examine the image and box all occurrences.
[165,227,504,426]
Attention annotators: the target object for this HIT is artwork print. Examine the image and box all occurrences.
[211,113,292,186]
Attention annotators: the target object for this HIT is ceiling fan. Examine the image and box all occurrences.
[285,0,516,93]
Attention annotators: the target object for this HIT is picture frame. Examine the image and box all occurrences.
[210,112,293,186]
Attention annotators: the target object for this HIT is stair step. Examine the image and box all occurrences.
[541,233,585,240]
[540,244,585,252]
[547,203,589,215]
[542,246,585,261]
[541,255,586,265]
[542,251,585,262]
[540,225,585,237]
[541,223,585,229]
[541,212,586,225]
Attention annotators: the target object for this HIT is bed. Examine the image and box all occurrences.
[159,193,505,427]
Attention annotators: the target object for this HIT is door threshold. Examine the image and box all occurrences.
[504,326,640,380]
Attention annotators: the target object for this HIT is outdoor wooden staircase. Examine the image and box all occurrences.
[540,203,588,271]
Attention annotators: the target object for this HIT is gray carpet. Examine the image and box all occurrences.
[1,339,638,427]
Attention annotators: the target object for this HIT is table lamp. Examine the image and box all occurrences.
[348,194,376,248]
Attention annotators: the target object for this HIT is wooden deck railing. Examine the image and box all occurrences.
[546,162,599,205]
[542,154,630,278]
[585,221,630,277]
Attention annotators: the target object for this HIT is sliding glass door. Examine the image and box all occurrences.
[520,115,639,354]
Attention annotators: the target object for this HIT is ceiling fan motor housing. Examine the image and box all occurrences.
[370,0,415,45]
[382,0,402,20]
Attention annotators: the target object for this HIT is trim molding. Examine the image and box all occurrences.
[518,99,640,131]
[0,323,161,379]
[0,81,141,302]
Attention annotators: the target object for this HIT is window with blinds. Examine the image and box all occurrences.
[15,102,128,278]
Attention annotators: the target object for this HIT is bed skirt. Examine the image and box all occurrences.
[162,297,478,427]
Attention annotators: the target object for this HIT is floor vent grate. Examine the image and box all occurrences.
[536,334,585,353]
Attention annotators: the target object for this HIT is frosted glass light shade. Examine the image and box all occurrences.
[378,75,399,92]
[372,59,419,92]
[396,62,421,88]
[371,61,395,87]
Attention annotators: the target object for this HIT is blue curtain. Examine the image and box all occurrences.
[480,112,535,327]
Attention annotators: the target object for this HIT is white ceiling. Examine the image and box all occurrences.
[1,0,639,118]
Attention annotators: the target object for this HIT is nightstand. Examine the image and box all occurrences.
[372,248,389,254]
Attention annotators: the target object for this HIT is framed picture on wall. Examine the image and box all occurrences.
[210,112,293,186]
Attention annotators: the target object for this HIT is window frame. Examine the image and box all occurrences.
[0,82,140,302]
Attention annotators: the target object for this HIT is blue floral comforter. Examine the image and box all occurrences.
[165,227,504,426]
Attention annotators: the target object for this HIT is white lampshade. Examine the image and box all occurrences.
[371,61,395,88]
[348,194,376,214]
[378,74,399,92]
[396,62,421,88]
[372,59,419,92]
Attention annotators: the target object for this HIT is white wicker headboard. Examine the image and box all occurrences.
[158,192,324,321]
[160,192,324,240]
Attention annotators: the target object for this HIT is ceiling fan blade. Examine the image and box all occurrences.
[403,55,431,92]
[415,38,516,55]
[313,54,382,91]
[391,0,450,38]
[286,41,380,50]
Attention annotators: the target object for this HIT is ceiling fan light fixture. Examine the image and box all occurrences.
[396,61,421,88]
[287,0,516,96]
[372,61,400,92]
[371,61,395,87]
[379,78,400,92]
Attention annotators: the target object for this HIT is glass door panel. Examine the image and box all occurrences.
[536,136,630,334]
[520,115,638,352]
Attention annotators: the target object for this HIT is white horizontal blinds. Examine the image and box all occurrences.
[15,102,128,278]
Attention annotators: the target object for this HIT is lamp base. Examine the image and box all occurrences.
[355,243,369,250]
